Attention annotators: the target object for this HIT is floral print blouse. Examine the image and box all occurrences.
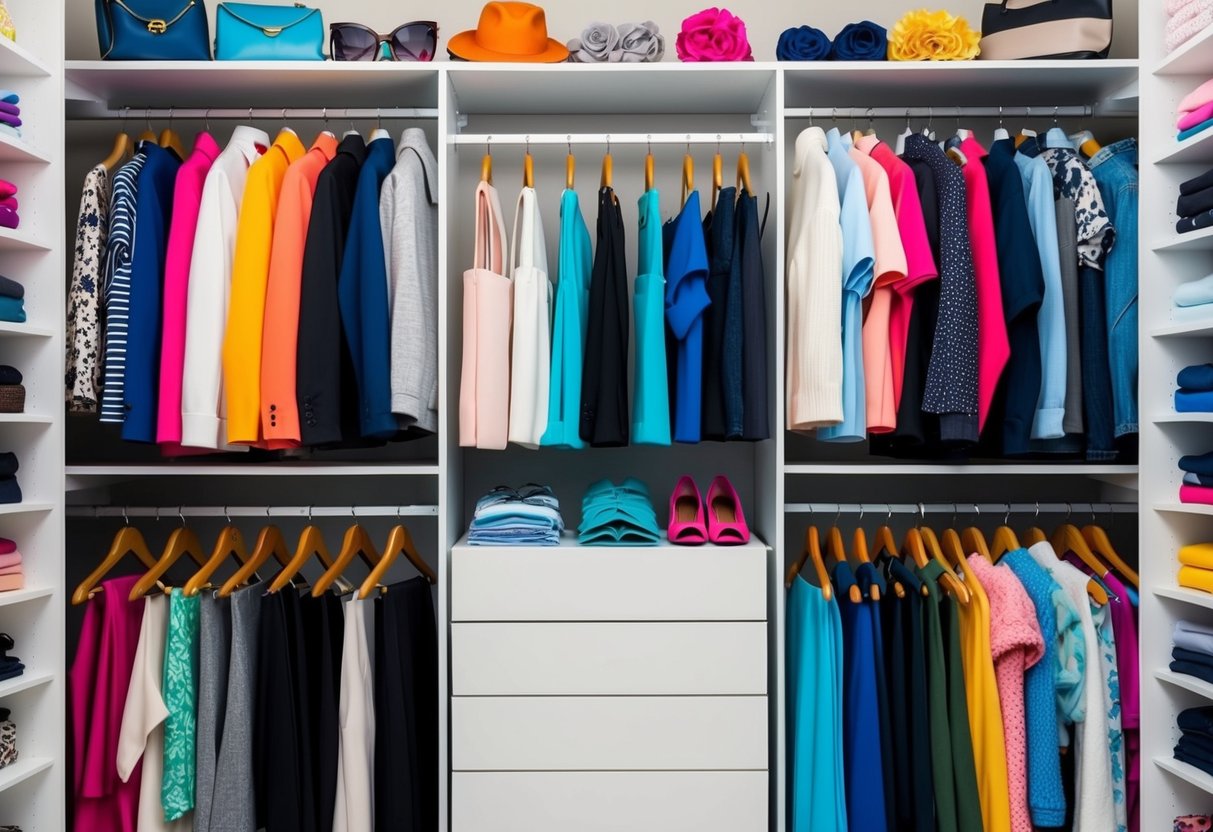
[65,163,110,412]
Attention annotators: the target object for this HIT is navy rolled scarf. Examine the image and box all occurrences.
[777,21,887,61]
[776,25,831,61]
[831,20,887,60]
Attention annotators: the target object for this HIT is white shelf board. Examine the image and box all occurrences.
[0,503,55,517]
[0,322,50,338]
[782,59,1140,110]
[0,227,49,253]
[0,671,52,700]
[1156,502,1213,517]
[0,37,50,78]
[1156,128,1213,165]
[446,62,774,115]
[0,414,50,425]
[1156,412,1213,423]
[1156,668,1213,701]
[1156,585,1213,611]
[0,133,50,166]
[1155,225,1213,253]
[1156,26,1213,76]
[65,462,440,478]
[65,61,439,109]
[455,531,769,553]
[1152,317,1213,337]
[1156,755,1213,795]
[783,463,1137,476]
[0,757,52,793]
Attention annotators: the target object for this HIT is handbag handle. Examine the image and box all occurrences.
[472,181,502,274]
[1001,0,1059,11]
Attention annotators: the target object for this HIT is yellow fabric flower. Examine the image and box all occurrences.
[888,8,980,61]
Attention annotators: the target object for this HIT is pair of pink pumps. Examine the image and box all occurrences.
[668,475,749,545]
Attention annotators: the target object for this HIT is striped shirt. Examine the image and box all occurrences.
[99,148,146,423]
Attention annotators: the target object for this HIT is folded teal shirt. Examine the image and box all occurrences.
[0,296,25,323]
[1180,118,1213,143]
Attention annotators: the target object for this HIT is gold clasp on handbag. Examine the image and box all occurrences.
[146,18,167,32]
[262,25,282,35]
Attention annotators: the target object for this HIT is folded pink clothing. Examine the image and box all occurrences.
[1182,484,1213,505]
[1180,79,1213,115]
[1172,0,1203,15]
[0,573,24,591]
[0,198,17,212]
[1171,0,1213,30]
[1169,11,1213,52]
[0,564,23,577]
[0,552,22,569]
[1182,102,1213,131]
[0,537,17,555]
[0,207,18,229]
[0,181,16,200]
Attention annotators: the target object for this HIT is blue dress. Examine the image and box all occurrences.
[540,189,592,448]
[632,189,671,445]
[663,191,711,444]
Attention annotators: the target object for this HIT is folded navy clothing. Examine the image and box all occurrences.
[1180,364,1213,391]
[1178,706,1213,735]
[0,277,22,300]
[1178,211,1213,234]
[830,20,887,60]
[1180,452,1213,475]
[776,25,831,60]
[1184,472,1213,487]
[1179,735,1213,765]
[1176,646,1213,666]
[1177,389,1213,411]
[0,368,20,386]
[1173,660,1213,684]
[1175,749,1213,777]
[0,454,18,478]
[1183,166,1213,196]
[0,478,20,506]
[0,659,24,682]
[1180,184,1213,218]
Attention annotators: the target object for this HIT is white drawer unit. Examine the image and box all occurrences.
[451,621,768,695]
[452,695,769,771]
[452,771,769,832]
[450,539,768,622]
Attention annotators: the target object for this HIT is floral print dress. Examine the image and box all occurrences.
[65,163,110,412]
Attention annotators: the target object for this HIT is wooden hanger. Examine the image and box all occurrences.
[644,144,654,192]
[1082,506,1138,588]
[312,522,380,597]
[159,127,186,160]
[129,513,207,601]
[600,143,613,190]
[681,150,694,207]
[1024,526,1047,546]
[522,145,534,189]
[178,517,247,597]
[358,524,437,599]
[480,143,492,185]
[827,524,862,604]
[870,514,905,598]
[101,132,133,172]
[566,144,575,190]
[960,507,990,560]
[785,526,833,602]
[218,523,291,597]
[711,145,723,206]
[920,525,972,605]
[852,527,879,601]
[989,506,1022,563]
[72,516,160,605]
[268,520,341,594]
[1051,518,1111,605]
[736,147,752,195]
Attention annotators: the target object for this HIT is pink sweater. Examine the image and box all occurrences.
[969,555,1045,832]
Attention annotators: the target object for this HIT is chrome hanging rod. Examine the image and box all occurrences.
[68,106,438,122]
[449,132,775,147]
[66,505,438,518]
[784,502,1137,516]
[785,105,1094,120]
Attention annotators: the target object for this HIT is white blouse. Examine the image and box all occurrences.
[508,186,553,448]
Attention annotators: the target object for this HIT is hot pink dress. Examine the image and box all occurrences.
[71,574,145,832]
[969,555,1044,832]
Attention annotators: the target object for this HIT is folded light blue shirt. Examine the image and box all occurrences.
[1175,273,1213,307]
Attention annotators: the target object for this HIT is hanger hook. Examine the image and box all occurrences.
[121,105,130,124]
[831,106,837,124]
[951,503,958,528]
[606,134,610,155]
[486,135,491,156]
[955,105,962,131]
[322,106,328,127]
[203,107,211,132]
[1034,501,1040,521]
[145,107,152,132]
[167,106,174,129]
[154,505,161,523]
[1091,503,1097,525]
[927,106,933,132]
[525,135,530,156]
[904,107,911,130]
[918,502,927,527]
[858,505,865,523]
[646,134,651,156]
[1004,503,1012,526]
[281,107,287,124]
[716,134,721,154]
[832,505,841,527]
[224,505,231,525]
[686,135,691,155]
[179,506,186,527]
[998,105,1004,128]
[886,503,893,522]
[122,505,130,525]
[1065,502,1073,521]
[376,106,381,128]
[1053,105,1060,125]
[867,107,875,131]
[973,503,980,522]
[307,505,313,524]
[396,505,402,521]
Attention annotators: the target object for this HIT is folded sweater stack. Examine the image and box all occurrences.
[1179,544,1213,594]
[578,479,660,546]
[1179,451,1213,508]
[0,277,23,326]
[466,485,564,546]
[1175,165,1213,235]
[1175,363,1213,412]
[1168,0,1213,52]
[0,538,23,593]
[1175,705,1213,777]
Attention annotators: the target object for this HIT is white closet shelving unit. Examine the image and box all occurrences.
[1141,5,1213,821]
[56,38,1148,832]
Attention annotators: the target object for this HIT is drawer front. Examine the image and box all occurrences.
[452,695,768,771]
[453,771,768,832]
[451,545,767,621]
[452,621,768,695]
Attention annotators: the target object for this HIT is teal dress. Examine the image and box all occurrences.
[632,189,671,445]
[541,189,593,448]
[162,587,200,820]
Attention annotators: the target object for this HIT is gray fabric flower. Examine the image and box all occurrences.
[567,21,619,62]
[617,20,664,62]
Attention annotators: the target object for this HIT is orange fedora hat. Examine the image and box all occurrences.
[447,2,569,62]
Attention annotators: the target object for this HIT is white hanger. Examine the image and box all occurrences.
[895,109,913,156]
[993,106,1011,142]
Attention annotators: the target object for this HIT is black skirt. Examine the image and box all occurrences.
[579,187,630,447]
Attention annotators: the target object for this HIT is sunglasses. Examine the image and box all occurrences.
[329,22,438,62]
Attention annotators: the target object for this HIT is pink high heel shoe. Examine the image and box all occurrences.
[706,475,749,545]
[668,476,707,545]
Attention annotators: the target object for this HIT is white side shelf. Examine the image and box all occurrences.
[0,323,51,338]
[783,463,1137,477]
[1155,128,1213,165]
[1151,318,1213,338]
[1156,503,1213,517]
[1156,668,1213,702]
[0,670,52,700]
[0,757,52,794]
[1156,756,1213,795]
[1156,413,1213,423]
[0,227,49,253]
[0,503,53,517]
[0,38,50,78]
[1156,26,1213,76]
[1155,585,1213,611]
[0,133,50,165]
[1154,226,1213,253]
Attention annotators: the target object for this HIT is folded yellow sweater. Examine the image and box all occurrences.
[1179,565,1213,593]
[1180,542,1213,569]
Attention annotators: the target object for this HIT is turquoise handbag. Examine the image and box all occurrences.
[214,2,323,60]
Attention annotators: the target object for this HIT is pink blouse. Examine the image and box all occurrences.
[957,137,1010,432]
[969,555,1044,832]
[70,574,145,832]
[866,139,938,411]
[156,132,220,449]
[851,136,907,433]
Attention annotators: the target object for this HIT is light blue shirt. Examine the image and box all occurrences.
[819,128,875,443]
[540,189,592,449]
[1012,142,1068,440]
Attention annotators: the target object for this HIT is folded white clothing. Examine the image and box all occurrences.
[1175,273,1213,307]
[1169,11,1213,52]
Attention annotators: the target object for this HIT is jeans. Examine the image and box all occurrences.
[1088,138,1138,438]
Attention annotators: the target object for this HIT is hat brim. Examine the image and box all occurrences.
[446,29,569,62]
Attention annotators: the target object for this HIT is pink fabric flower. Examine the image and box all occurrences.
[676,7,753,62]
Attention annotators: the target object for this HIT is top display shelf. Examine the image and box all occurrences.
[63,59,1140,116]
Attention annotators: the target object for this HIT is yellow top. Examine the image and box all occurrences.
[954,554,1012,832]
[222,128,306,445]
[1179,542,1213,571]
[1179,565,1213,594]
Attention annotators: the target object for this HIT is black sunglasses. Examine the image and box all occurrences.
[329,22,438,62]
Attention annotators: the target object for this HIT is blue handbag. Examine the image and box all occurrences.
[214,2,323,60]
[95,0,210,60]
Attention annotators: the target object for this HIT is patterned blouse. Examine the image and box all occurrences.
[1038,129,1115,271]
[64,163,110,412]
[100,149,146,423]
